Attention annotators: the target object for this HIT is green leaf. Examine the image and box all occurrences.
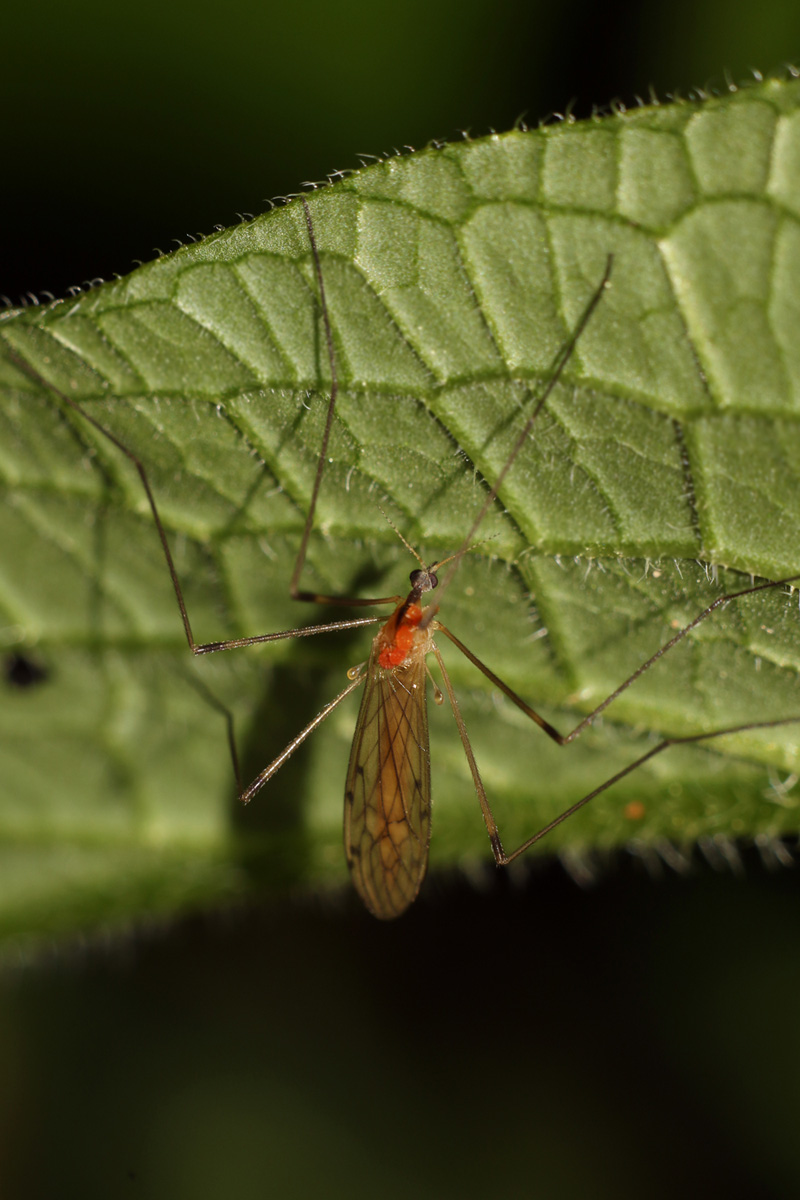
[2,76,800,942]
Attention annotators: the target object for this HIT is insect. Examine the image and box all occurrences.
[7,198,800,918]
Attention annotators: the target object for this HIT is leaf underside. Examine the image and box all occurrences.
[1,75,800,942]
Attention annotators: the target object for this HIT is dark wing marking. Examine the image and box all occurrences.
[344,649,431,919]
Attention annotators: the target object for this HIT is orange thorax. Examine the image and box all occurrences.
[377,603,424,669]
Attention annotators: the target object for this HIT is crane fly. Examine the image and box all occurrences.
[8,198,800,919]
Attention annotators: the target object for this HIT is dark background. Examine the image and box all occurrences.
[5,0,799,302]
[4,1,800,1196]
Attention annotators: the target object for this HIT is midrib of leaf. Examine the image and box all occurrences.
[1,76,800,942]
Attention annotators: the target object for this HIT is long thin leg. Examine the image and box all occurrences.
[7,223,610,645]
[288,200,406,610]
[4,199,401,656]
[4,200,412,831]
[432,645,506,860]
[496,716,800,865]
[239,669,366,804]
[432,253,614,608]
[435,572,800,745]
[5,343,387,655]
[434,642,800,867]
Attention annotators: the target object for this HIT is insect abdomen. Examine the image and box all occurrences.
[344,653,431,919]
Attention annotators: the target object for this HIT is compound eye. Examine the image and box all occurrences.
[409,568,438,592]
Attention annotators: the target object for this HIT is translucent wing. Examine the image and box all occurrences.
[344,649,431,920]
